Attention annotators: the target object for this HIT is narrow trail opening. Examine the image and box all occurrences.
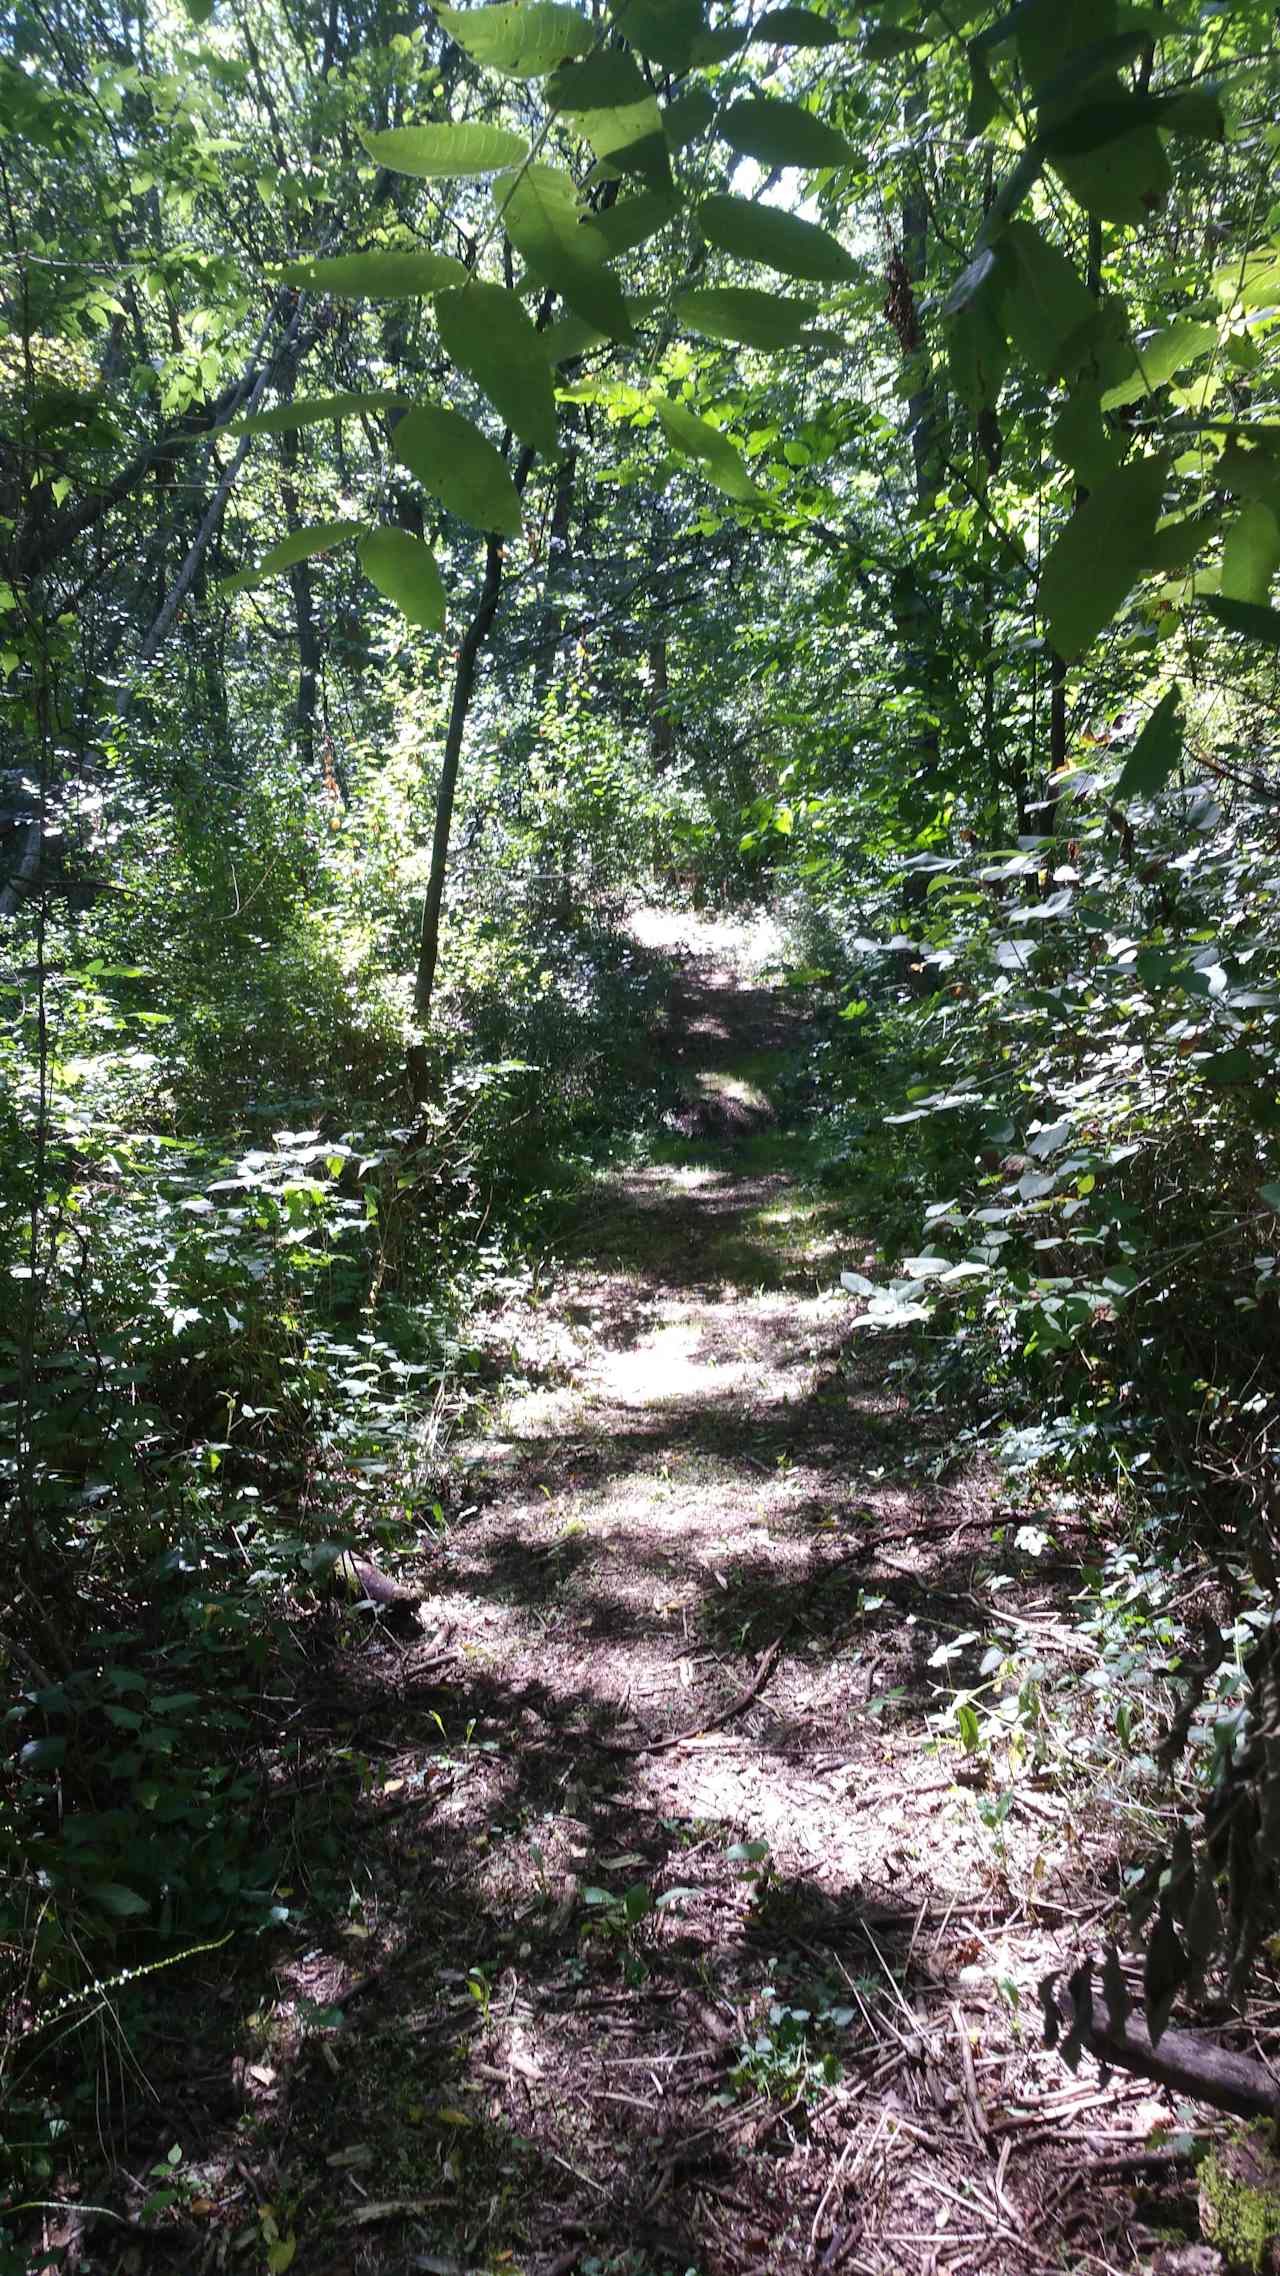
[215,917,1199,2275]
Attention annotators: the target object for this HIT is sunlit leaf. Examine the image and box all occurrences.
[436,1,591,76]
[229,391,406,436]
[720,94,857,169]
[358,529,447,630]
[278,251,467,297]
[437,283,559,452]
[697,193,855,282]
[677,286,819,350]
[361,123,528,176]
[657,396,769,505]
[393,406,523,534]
[1038,456,1167,659]
[1115,685,1182,799]
[498,163,632,337]
[548,50,671,186]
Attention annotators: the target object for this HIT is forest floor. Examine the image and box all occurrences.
[58,915,1220,2276]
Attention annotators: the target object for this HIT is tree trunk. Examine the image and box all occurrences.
[413,448,535,1032]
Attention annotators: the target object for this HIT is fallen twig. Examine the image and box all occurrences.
[588,1636,784,1756]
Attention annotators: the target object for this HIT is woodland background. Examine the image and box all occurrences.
[3,0,1280,2260]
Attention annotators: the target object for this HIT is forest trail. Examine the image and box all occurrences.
[225,918,1183,2276]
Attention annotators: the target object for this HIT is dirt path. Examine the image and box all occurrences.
[226,920,1204,2276]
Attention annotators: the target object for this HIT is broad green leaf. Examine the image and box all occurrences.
[1115,685,1182,799]
[540,310,610,364]
[966,44,1000,136]
[865,24,929,57]
[1053,387,1120,486]
[1038,455,1166,660]
[88,1882,150,1917]
[217,519,364,592]
[437,283,558,452]
[1214,248,1280,310]
[547,51,670,186]
[230,390,405,436]
[1202,595,1280,646]
[587,190,681,260]
[1045,86,1226,155]
[942,245,998,319]
[720,95,857,170]
[677,286,819,350]
[1045,101,1171,225]
[612,0,703,70]
[260,520,364,575]
[691,24,748,61]
[1219,442,1280,513]
[657,397,768,505]
[1101,318,1217,409]
[949,270,1009,412]
[1221,503,1280,606]
[392,404,523,535]
[278,251,467,297]
[498,164,632,337]
[752,8,843,44]
[1143,510,1220,577]
[358,529,447,630]
[436,1,591,75]
[999,220,1095,379]
[662,86,715,151]
[1033,29,1151,114]
[697,193,855,283]
[361,123,528,177]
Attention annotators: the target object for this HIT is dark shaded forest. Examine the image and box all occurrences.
[4,0,1280,2269]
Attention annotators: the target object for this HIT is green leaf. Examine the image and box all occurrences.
[1045,86,1226,155]
[1038,455,1167,660]
[88,1882,150,1917]
[547,51,671,186]
[392,404,523,535]
[20,1736,66,1769]
[436,1,591,75]
[1115,685,1182,799]
[949,270,1009,412]
[359,529,447,630]
[539,310,611,364]
[498,164,632,338]
[1201,595,1280,648]
[1053,387,1120,486]
[966,44,1000,136]
[589,191,681,260]
[1221,503,1280,607]
[662,86,715,151]
[752,8,843,45]
[361,123,528,177]
[697,193,855,283]
[437,283,559,452]
[999,219,1097,379]
[1219,442,1280,514]
[278,250,467,297]
[229,390,406,436]
[865,24,930,57]
[656,397,769,505]
[1100,317,1218,409]
[1261,1185,1280,1212]
[611,0,704,70]
[1045,98,1171,225]
[1143,510,1220,577]
[258,520,364,576]
[720,95,857,170]
[677,286,818,350]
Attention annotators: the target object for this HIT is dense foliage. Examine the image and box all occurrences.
[3,0,1280,2242]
